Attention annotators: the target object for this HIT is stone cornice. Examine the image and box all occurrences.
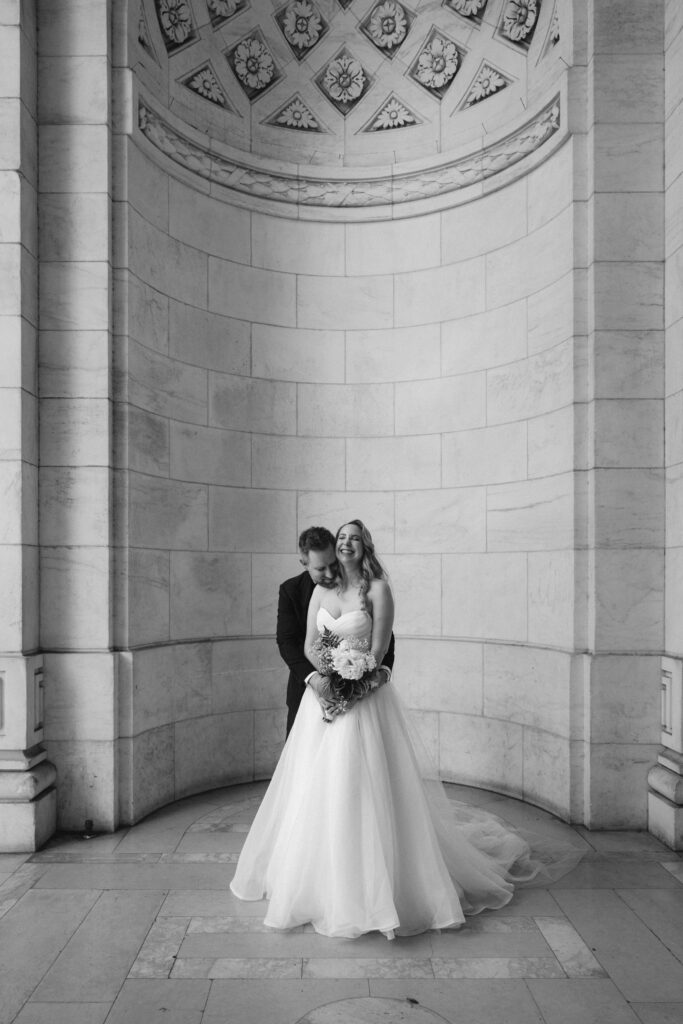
[138,93,561,210]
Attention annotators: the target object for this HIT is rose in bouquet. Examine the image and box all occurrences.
[312,626,378,721]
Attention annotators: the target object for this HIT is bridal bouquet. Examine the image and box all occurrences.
[312,627,378,721]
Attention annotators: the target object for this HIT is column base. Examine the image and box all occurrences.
[0,785,57,852]
[648,751,683,850]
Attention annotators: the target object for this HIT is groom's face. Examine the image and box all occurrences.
[301,545,338,588]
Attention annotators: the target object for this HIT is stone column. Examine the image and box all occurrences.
[0,2,56,851]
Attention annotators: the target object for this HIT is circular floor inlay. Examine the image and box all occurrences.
[296,997,450,1023]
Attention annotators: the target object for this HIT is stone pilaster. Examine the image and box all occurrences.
[648,657,683,848]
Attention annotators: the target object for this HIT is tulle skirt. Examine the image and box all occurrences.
[230,684,581,939]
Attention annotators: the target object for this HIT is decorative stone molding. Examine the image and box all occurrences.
[461,61,511,107]
[409,29,464,99]
[498,0,540,49]
[265,93,326,131]
[316,48,373,115]
[362,93,422,131]
[137,91,561,208]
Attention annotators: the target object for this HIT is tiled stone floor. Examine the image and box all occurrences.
[2,781,683,1024]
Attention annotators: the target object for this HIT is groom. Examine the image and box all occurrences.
[277,525,395,735]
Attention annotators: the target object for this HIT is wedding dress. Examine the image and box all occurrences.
[230,607,581,939]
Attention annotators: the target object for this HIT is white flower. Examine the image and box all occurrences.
[233,37,275,90]
[415,36,458,90]
[159,0,193,43]
[368,1,407,49]
[373,97,415,129]
[451,0,486,14]
[278,98,319,129]
[332,644,375,680]
[323,54,365,104]
[283,0,323,49]
[207,0,239,17]
[502,0,538,41]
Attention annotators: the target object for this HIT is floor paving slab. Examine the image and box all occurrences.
[367,978,544,1024]
[203,979,370,1024]
[527,978,643,1024]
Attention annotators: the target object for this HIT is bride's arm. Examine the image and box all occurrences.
[368,579,394,668]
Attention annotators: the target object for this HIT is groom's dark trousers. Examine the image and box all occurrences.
[277,571,395,736]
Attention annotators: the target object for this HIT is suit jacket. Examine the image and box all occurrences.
[276,571,396,718]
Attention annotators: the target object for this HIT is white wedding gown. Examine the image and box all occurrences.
[230,608,580,938]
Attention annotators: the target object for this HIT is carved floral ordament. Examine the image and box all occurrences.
[501,0,538,43]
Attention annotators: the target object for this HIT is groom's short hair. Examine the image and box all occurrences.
[299,526,335,555]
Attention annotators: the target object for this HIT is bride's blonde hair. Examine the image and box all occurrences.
[335,519,387,608]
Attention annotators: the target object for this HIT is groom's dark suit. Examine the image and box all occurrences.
[277,571,396,735]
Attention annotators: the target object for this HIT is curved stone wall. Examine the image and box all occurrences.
[115,97,577,820]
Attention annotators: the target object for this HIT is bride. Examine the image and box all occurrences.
[230,519,580,939]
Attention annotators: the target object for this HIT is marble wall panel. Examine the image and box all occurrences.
[665,247,683,326]
[174,711,253,799]
[523,730,571,818]
[380,554,442,637]
[253,436,346,490]
[129,474,208,550]
[40,331,108,399]
[127,406,170,477]
[441,177,527,263]
[666,547,683,653]
[395,373,486,435]
[170,552,252,638]
[394,257,485,327]
[484,644,571,738]
[589,655,661,744]
[39,193,109,262]
[120,273,169,354]
[251,553,303,635]
[37,0,108,56]
[594,468,665,547]
[43,651,115,741]
[209,487,295,552]
[296,492,395,552]
[486,207,573,310]
[448,303,525,376]
[593,193,664,262]
[439,713,524,795]
[346,324,440,383]
[209,372,296,435]
[487,341,573,425]
[593,0,664,54]
[212,638,283,713]
[442,422,527,488]
[169,301,250,375]
[125,548,170,647]
[593,124,664,192]
[297,382,394,437]
[347,215,441,275]
[594,548,664,652]
[254,708,286,778]
[528,550,575,650]
[40,546,110,649]
[46,739,116,831]
[527,273,574,355]
[526,141,573,233]
[666,172,683,259]
[118,726,175,824]
[442,553,527,642]
[208,257,296,326]
[121,139,169,229]
[593,399,663,468]
[667,464,683,547]
[40,397,109,466]
[346,436,441,491]
[665,104,683,193]
[0,387,22,460]
[297,272,394,330]
[38,55,107,124]
[170,179,250,263]
[252,215,344,275]
[395,488,486,554]
[527,406,574,478]
[666,321,683,398]
[594,330,664,399]
[665,7,683,118]
[39,260,109,331]
[39,125,108,193]
[586,742,659,829]
[170,423,250,487]
[0,460,22,544]
[0,545,23,649]
[594,54,664,123]
[127,643,212,734]
[40,466,109,546]
[128,341,207,425]
[392,638,483,715]
[253,325,344,383]
[128,210,208,310]
[487,474,574,552]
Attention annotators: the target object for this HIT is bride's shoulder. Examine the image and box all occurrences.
[368,577,392,601]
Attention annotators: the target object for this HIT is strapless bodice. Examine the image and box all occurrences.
[317,607,372,643]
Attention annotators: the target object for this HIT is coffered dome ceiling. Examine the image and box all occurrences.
[134,0,564,170]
